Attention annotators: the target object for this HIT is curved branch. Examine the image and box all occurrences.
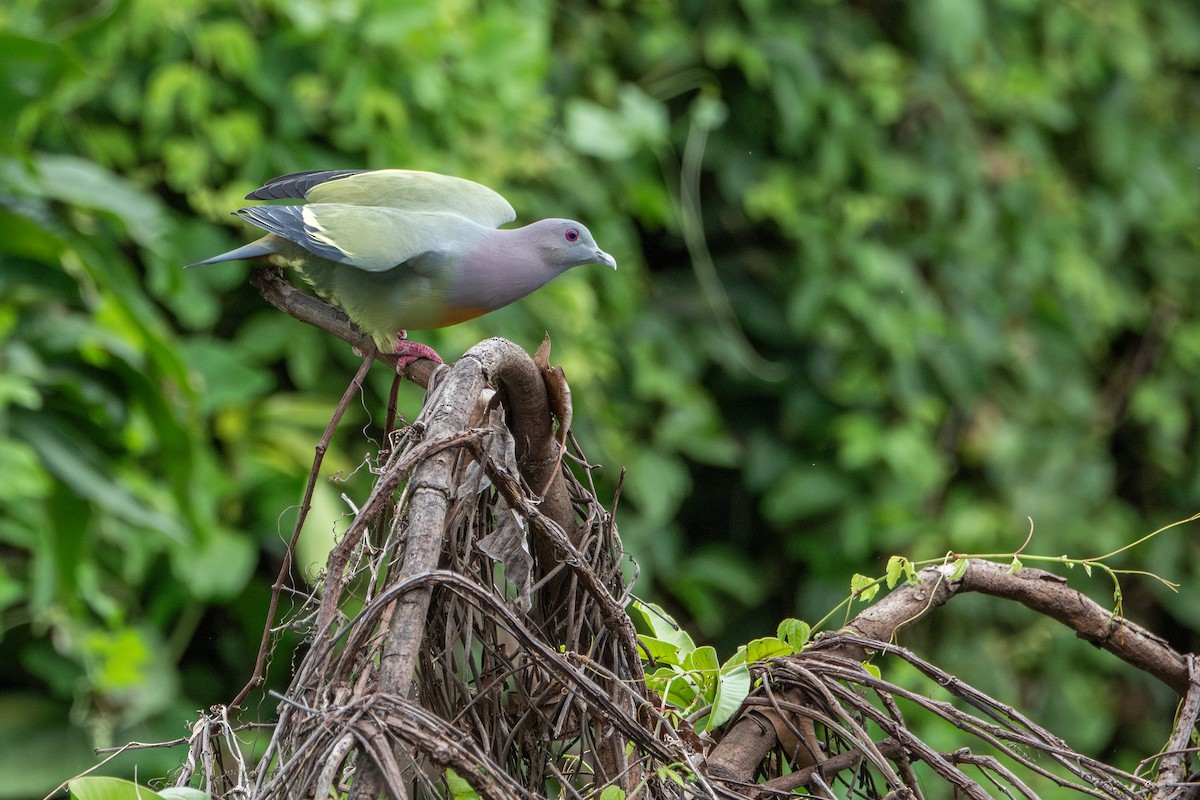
[708,558,1192,785]
[842,559,1189,694]
[464,338,575,544]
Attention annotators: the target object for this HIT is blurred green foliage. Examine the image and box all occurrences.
[2,0,1200,793]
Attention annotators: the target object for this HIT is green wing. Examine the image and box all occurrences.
[237,204,482,273]
[304,170,516,228]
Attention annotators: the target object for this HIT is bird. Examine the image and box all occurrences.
[188,169,617,367]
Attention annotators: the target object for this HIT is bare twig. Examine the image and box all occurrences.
[230,352,375,709]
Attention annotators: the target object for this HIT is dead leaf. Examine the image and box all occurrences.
[535,333,573,448]
[477,502,533,613]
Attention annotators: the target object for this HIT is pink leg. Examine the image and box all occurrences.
[391,329,443,371]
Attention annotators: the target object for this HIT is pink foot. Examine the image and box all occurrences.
[391,330,443,371]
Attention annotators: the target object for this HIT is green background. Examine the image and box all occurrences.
[2,0,1199,794]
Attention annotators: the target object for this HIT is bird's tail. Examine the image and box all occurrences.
[185,240,276,268]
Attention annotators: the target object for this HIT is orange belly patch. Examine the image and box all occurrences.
[433,306,490,327]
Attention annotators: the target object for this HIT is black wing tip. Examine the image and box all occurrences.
[244,169,365,201]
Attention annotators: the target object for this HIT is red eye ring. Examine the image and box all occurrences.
[565,228,579,242]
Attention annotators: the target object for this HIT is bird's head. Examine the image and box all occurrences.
[532,219,617,271]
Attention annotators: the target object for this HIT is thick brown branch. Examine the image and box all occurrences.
[348,353,489,800]
[960,560,1189,693]
[465,338,576,545]
[709,558,1192,785]
[841,560,1189,694]
[470,339,580,631]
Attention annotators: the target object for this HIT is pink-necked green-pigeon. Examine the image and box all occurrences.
[188,169,616,366]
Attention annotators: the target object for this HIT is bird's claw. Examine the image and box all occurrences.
[390,331,443,371]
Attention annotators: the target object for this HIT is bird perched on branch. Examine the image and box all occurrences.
[188,169,617,367]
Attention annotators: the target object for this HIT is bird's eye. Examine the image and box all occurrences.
[565,228,579,242]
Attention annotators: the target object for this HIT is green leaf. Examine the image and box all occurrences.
[662,672,699,710]
[948,557,969,580]
[628,600,696,653]
[850,573,880,603]
[170,526,256,600]
[18,412,185,541]
[885,555,906,588]
[0,371,43,412]
[686,645,720,694]
[157,789,212,800]
[0,35,81,146]
[83,627,155,693]
[776,618,811,653]
[599,787,627,800]
[180,339,276,414]
[637,635,683,666]
[708,663,751,730]
[69,777,161,800]
[0,439,51,503]
[862,662,882,680]
[564,84,667,160]
[722,646,748,672]
[746,637,792,663]
[0,206,66,263]
[643,665,677,696]
[657,764,689,787]
[32,154,169,252]
[762,464,854,524]
[444,768,481,800]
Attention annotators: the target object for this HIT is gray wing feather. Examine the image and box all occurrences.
[245,170,364,201]
[235,206,348,263]
[184,239,277,268]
